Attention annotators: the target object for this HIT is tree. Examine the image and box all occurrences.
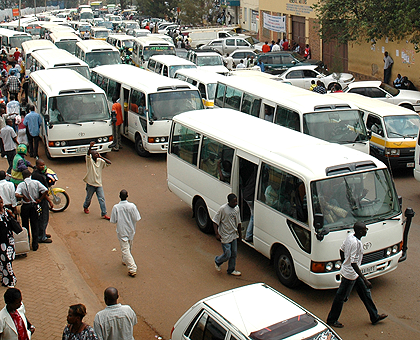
[138,0,175,19]
[177,0,212,26]
[312,0,420,46]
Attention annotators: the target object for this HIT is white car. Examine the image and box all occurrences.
[276,65,354,91]
[189,51,228,74]
[344,81,420,112]
[170,283,341,340]
[229,49,257,66]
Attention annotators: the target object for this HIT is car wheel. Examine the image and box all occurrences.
[274,247,300,288]
[135,134,150,157]
[328,82,341,91]
[194,198,213,234]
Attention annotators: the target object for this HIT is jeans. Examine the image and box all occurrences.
[83,184,107,216]
[215,239,237,274]
[119,238,137,274]
[21,203,39,250]
[27,134,40,157]
[4,149,15,174]
[245,200,254,240]
[38,199,49,241]
[112,123,122,150]
[327,276,379,324]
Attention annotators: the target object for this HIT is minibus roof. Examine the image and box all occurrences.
[174,108,385,179]
[76,40,118,52]
[149,55,195,66]
[175,68,225,84]
[31,48,88,68]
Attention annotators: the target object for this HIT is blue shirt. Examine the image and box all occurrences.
[23,111,42,137]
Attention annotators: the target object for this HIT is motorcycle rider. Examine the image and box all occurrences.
[11,144,33,186]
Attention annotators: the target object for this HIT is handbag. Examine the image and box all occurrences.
[6,215,22,234]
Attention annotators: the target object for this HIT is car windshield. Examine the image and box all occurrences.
[384,115,420,138]
[48,93,109,124]
[244,36,259,45]
[85,51,121,68]
[197,56,223,66]
[380,82,400,96]
[148,90,204,120]
[291,52,306,62]
[55,41,77,54]
[25,26,42,35]
[79,25,91,32]
[80,12,94,20]
[10,36,32,49]
[122,40,134,48]
[143,46,175,60]
[311,169,400,231]
[207,83,217,100]
[169,65,196,78]
[95,31,109,38]
[303,109,369,143]
[126,23,139,29]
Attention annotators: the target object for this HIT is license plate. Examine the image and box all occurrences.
[407,162,415,168]
[361,265,377,275]
[78,147,87,153]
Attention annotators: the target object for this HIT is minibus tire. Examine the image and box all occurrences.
[44,140,53,160]
[135,135,150,157]
[274,247,300,288]
[194,199,213,234]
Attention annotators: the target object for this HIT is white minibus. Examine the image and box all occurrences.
[147,55,196,78]
[91,64,204,156]
[175,68,225,108]
[90,27,110,40]
[0,28,32,61]
[329,92,420,169]
[21,40,58,75]
[131,36,175,68]
[168,108,405,289]
[215,76,370,153]
[28,68,112,158]
[49,31,81,55]
[28,49,90,78]
[75,40,121,68]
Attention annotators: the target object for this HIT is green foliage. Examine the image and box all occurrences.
[312,0,420,47]
[138,0,175,19]
[177,0,212,26]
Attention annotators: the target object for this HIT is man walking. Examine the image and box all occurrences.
[15,169,48,251]
[83,141,111,220]
[5,70,20,100]
[0,170,17,213]
[110,96,123,151]
[213,193,242,276]
[0,118,17,174]
[93,287,137,340]
[110,190,141,277]
[383,51,393,84]
[326,221,388,328]
[23,105,42,158]
[31,159,53,244]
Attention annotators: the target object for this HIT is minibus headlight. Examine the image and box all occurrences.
[60,141,66,146]
[155,137,160,143]
[325,262,333,271]
[385,148,400,156]
[103,137,108,142]
[335,261,342,270]
[385,247,392,256]
[97,137,103,143]
[54,142,61,147]
[392,245,398,253]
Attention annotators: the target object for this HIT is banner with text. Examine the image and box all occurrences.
[263,12,286,32]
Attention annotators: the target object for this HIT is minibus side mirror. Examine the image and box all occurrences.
[314,213,329,241]
[367,130,372,139]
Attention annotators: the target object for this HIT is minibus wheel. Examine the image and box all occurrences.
[135,135,150,157]
[274,247,300,288]
[44,140,53,160]
[194,198,213,233]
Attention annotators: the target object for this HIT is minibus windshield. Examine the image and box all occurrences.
[48,93,109,124]
[311,169,400,231]
[95,31,109,39]
[197,56,223,67]
[65,66,90,79]
[169,65,196,78]
[303,109,368,144]
[55,41,77,54]
[85,51,121,68]
[384,115,420,138]
[148,90,204,121]
[143,46,175,61]
[122,40,134,49]
[10,35,32,49]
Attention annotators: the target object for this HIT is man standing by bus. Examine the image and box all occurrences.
[110,96,123,151]
[326,221,388,328]
[213,193,242,276]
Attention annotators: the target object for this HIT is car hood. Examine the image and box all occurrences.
[198,65,229,74]
[326,72,354,82]
[397,89,420,100]
[253,42,264,52]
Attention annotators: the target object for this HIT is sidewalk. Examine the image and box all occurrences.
[4,223,103,339]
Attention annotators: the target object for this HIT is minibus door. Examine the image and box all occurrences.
[261,101,276,123]
[122,86,130,134]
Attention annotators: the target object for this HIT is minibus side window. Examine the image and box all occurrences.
[171,122,201,166]
[258,163,308,225]
[198,83,206,99]
[366,114,384,137]
[107,79,120,101]
[224,86,242,111]
[199,136,234,184]
[241,94,261,118]
[163,65,168,77]
[40,91,47,115]
[274,105,300,132]
[130,89,146,116]
[148,59,156,71]
[215,83,225,107]
[28,79,38,105]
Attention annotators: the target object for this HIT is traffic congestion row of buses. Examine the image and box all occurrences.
[0,22,414,288]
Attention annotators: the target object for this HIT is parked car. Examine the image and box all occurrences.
[187,50,228,74]
[276,65,354,90]
[200,37,255,55]
[229,49,258,65]
[343,81,420,112]
[256,51,325,75]
[170,283,341,340]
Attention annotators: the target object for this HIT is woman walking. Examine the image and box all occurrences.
[63,304,98,340]
[0,196,16,288]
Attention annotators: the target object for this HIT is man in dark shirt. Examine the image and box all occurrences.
[31,159,53,244]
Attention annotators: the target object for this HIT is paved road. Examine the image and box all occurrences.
[10,140,420,340]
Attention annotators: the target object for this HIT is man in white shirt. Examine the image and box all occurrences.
[110,190,141,277]
[236,59,246,69]
[383,51,393,84]
[0,170,17,212]
[271,42,281,52]
[94,287,137,340]
[326,221,388,328]
[83,141,111,220]
[223,54,234,70]
[6,94,20,120]
[0,118,17,174]
[15,169,48,251]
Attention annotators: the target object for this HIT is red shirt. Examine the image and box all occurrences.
[13,51,20,61]
[112,102,123,126]
[262,44,270,53]
[9,311,29,340]
[282,41,289,51]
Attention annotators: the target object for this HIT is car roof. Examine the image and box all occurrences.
[195,52,221,57]
[200,284,316,335]
[347,81,382,88]
[230,49,256,54]
[283,64,318,71]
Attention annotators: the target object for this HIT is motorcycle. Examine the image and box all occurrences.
[46,168,70,213]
